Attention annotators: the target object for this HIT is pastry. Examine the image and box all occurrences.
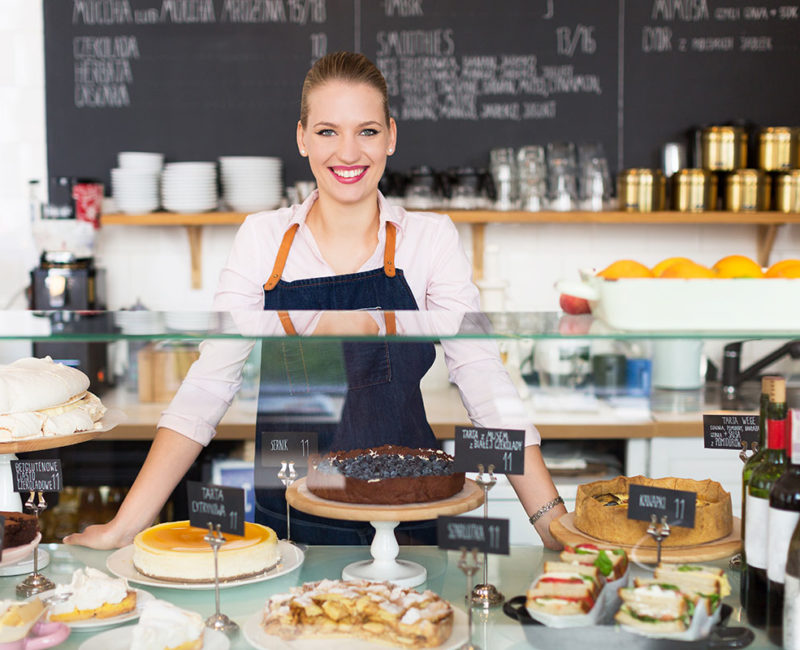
[306,444,465,504]
[131,600,204,650]
[261,579,453,647]
[132,520,278,583]
[574,475,733,547]
[48,567,136,622]
[0,357,106,441]
[0,510,38,549]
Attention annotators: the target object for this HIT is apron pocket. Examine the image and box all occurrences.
[342,341,391,389]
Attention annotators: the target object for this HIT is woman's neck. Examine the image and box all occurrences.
[306,192,381,274]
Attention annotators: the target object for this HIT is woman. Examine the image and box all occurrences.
[66,51,566,549]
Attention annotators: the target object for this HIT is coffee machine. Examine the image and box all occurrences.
[29,251,111,392]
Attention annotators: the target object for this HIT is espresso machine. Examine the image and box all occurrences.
[29,253,111,393]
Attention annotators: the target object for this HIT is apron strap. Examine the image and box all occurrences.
[264,223,300,291]
[278,311,298,336]
[384,222,397,278]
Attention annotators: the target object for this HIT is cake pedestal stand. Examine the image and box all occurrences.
[286,478,484,588]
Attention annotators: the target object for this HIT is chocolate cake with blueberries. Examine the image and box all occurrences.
[306,444,465,505]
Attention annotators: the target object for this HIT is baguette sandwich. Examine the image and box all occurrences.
[560,543,628,581]
[526,564,601,615]
[615,584,692,633]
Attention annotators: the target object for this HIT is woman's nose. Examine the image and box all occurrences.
[336,134,360,163]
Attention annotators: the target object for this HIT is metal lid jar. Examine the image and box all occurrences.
[672,169,718,212]
[701,126,747,171]
[776,170,800,213]
[758,127,799,171]
[725,169,771,211]
[617,169,665,212]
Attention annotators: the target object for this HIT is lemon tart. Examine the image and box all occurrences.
[132,521,279,583]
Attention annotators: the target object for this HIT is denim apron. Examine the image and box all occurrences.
[255,221,438,545]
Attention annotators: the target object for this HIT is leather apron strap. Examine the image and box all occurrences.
[266,221,399,336]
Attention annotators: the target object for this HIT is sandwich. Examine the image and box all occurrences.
[650,563,731,613]
[526,564,601,615]
[560,543,628,581]
[615,584,692,633]
[0,357,106,441]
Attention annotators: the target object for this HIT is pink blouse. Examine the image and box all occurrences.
[158,191,540,447]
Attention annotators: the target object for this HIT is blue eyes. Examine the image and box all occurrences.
[315,128,380,137]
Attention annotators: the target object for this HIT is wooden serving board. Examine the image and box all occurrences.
[0,430,103,454]
[549,511,741,563]
[286,478,484,522]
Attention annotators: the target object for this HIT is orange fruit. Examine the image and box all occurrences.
[765,259,800,278]
[659,260,716,279]
[712,255,763,278]
[652,256,694,277]
[597,260,654,279]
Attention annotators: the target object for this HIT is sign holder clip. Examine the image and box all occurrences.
[457,547,481,650]
[645,514,671,564]
[203,523,239,637]
[470,464,503,608]
[16,491,54,597]
[278,461,299,546]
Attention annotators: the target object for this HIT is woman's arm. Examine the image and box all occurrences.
[64,427,203,548]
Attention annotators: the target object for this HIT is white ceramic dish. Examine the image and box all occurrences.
[106,540,303,590]
[556,273,800,333]
[78,626,229,650]
[41,588,154,630]
[242,606,468,650]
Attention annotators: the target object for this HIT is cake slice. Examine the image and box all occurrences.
[131,600,205,650]
[0,510,38,552]
[48,567,136,622]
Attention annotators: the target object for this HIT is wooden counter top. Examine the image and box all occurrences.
[97,386,705,442]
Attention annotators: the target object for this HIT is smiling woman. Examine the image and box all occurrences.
[65,51,566,551]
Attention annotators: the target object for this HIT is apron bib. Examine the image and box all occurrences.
[255,221,437,545]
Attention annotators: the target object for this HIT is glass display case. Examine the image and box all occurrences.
[0,309,795,648]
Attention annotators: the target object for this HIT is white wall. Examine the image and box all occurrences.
[2,2,799,368]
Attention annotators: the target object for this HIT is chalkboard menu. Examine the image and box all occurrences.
[45,1,800,188]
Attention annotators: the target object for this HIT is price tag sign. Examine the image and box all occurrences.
[187,481,245,537]
[10,459,63,493]
[627,484,696,529]
[259,431,318,469]
[703,413,759,450]
[437,515,509,555]
[453,426,525,475]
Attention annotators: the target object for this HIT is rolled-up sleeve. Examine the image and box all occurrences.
[425,218,541,447]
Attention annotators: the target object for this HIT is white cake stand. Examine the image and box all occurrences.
[286,478,484,588]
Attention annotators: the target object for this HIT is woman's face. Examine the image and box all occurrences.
[297,80,396,207]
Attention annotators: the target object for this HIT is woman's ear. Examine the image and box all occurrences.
[296,121,307,156]
[387,117,397,156]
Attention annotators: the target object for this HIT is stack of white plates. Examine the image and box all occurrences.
[161,162,219,213]
[112,151,163,214]
[219,156,283,212]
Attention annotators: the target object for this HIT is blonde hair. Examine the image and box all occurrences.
[300,51,390,128]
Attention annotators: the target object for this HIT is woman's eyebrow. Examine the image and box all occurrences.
[311,120,382,129]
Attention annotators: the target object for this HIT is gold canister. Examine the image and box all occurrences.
[617,169,665,212]
[725,169,771,211]
[776,171,800,213]
[672,169,718,211]
[701,126,747,171]
[758,127,799,171]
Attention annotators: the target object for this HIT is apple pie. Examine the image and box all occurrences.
[261,579,453,647]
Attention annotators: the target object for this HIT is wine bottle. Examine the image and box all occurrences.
[741,376,780,608]
[783,511,800,648]
[768,408,800,645]
[746,377,788,628]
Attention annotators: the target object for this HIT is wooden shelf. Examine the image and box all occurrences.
[101,210,800,287]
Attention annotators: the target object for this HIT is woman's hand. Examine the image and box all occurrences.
[63,519,136,550]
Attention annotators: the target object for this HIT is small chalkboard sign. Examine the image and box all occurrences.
[453,427,525,475]
[437,516,510,555]
[0,514,5,557]
[10,459,63,493]
[187,481,245,537]
[259,431,318,469]
[703,413,759,450]
[628,484,697,529]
